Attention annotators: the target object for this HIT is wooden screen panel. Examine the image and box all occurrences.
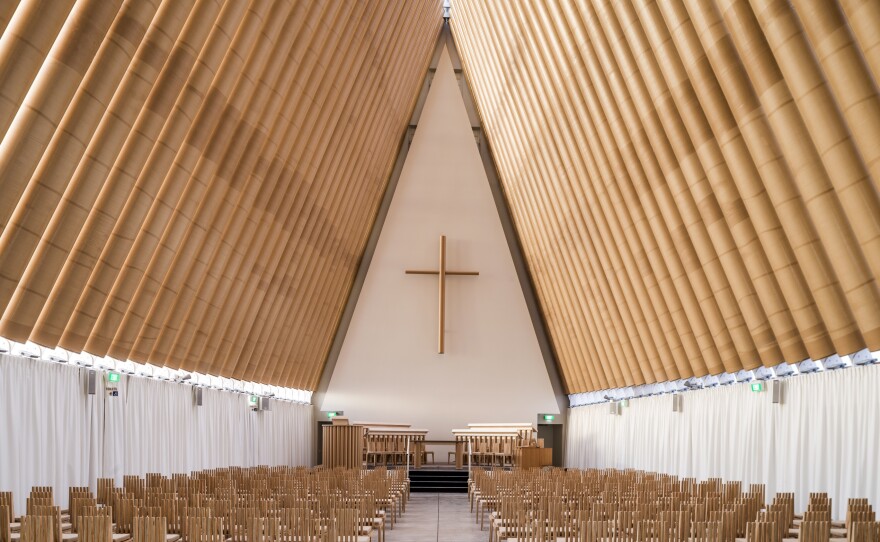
[322,425,365,469]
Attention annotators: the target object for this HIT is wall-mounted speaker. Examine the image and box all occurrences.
[193,387,203,407]
[672,394,683,412]
[770,380,783,404]
[86,370,96,395]
[609,402,621,415]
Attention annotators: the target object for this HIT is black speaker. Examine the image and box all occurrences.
[193,387,203,407]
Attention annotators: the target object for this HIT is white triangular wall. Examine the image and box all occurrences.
[322,46,557,440]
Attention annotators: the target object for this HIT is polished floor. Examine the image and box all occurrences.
[386,493,485,542]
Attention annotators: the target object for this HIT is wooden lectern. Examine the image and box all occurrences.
[321,423,365,468]
[518,446,552,468]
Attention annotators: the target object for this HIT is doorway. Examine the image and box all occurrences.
[537,423,564,467]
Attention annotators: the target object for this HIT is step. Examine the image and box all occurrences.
[409,469,469,493]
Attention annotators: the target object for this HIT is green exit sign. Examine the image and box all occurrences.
[751,382,764,392]
[327,411,339,418]
[249,395,259,405]
[107,372,120,383]
[543,414,555,421]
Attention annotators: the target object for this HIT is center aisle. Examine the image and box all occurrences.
[385,493,486,542]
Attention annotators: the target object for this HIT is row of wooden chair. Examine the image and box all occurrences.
[0,466,412,542]
[467,468,878,542]
[364,435,431,466]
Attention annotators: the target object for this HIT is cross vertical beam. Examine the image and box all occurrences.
[405,235,479,353]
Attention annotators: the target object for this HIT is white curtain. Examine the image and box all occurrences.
[565,365,880,519]
[0,354,312,512]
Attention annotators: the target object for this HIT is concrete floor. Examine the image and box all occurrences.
[386,493,486,542]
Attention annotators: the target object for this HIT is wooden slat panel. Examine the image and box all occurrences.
[452,0,880,393]
[0,0,441,389]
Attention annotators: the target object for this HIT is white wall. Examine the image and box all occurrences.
[321,46,558,445]
[0,354,312,512]
[566,365,880,519]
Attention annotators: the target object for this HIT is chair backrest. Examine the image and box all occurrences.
[509,510,545,542]
[282,507,320,540]
[0,493,13,523]
[332,508,360,541]
[25,496,52,515]
[804,510,832,523]
[29,487,53,503]
[188,516,224,541]
[133,516,168,542]
[849,522,880,542]
[582,520,614,542]
[124,476,145,500]
[114,495,142,534]
[849,510,877,534]
[692,521,722,542]
[247,516,282,542]
[70,496,97,531]
[228,507,258,542]
[0,504,10,542]
[96,479,115,506]
[77,515,112,542]
[30,505,62,542]
[19,515,55,542]
[800,520,831,542]
[746,521,781,542]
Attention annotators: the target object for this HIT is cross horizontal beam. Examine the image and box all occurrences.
[405,270,479,276]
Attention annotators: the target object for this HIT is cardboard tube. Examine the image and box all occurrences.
[0,0,123,321]
[0,0,172,343]
[716,0,876,352]
[130,0,310,362]
[0,0,76,149]
[839,0,880,84]
[54,0,242,353]
[656,0,816,363]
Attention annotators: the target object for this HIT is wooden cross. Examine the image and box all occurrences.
[405,235,479,353]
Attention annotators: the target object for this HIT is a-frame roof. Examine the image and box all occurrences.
[1,0,878,393]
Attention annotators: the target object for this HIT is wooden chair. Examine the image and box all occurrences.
[330,508,366,542]
[29,505,62,542]
[801,520,831,542]
[849,522,880,542]
[354,493,384,542]
[133,516,167,542]
[70,496,97,533]
[0,494,13,526]
[228,507,258,542]
[494,439,514,468]
[96,480,114,507]
[505,510,545,542]
[187,517,224,542]
[848,504,875,536]
[280,507,321,541]
[582,520,615,542]
[113,496,142,536]
[77,515,112,542]
[0,504,11,542]
[747,520,782,542]
[422,450,434,465]
[19,515,55,542]
[25,497,52,516]
[246,516,281,542]
[709,509,735,542]
[692,521,722,542]
[156,496,184,538]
